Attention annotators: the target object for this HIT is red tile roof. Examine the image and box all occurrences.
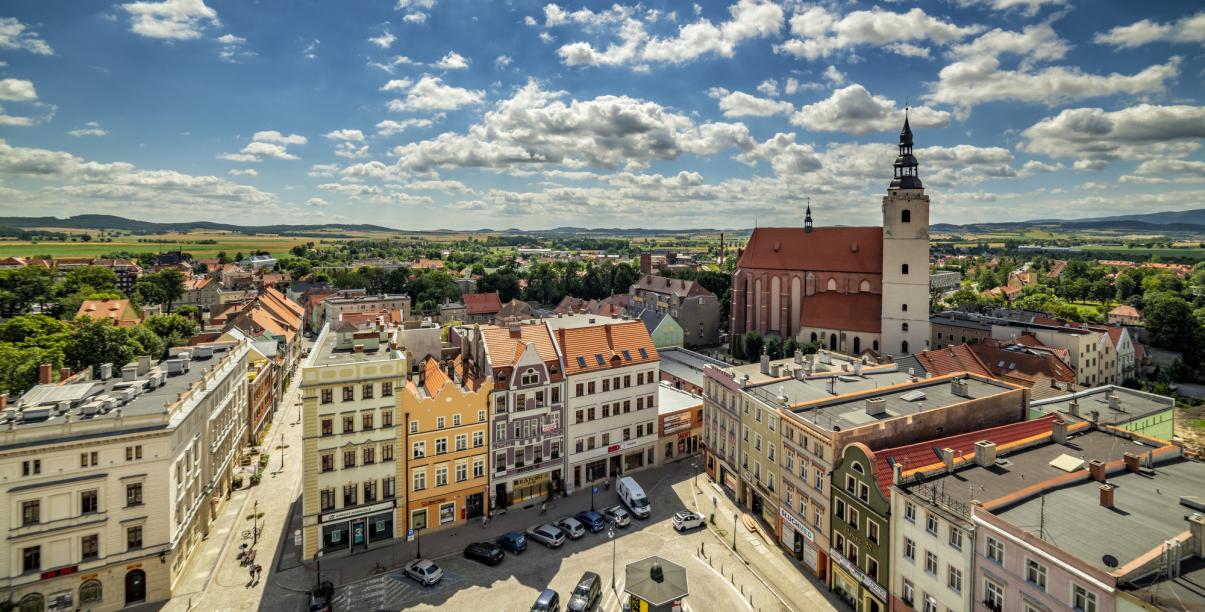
[737,227,883,273]
[480,324,560,373]
[76,298,141,327]
[556,320,658,376]
[970,339,1076,384]
[914,344,993,378]
[1108,304,1141,318]
[872,415,1060,498]
[463,292,503,315]
[801,290,882,333]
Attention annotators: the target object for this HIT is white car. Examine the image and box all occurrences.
[672,510,705,532]
[556,516,586,539]
[526,523,567,548]
[403,559,444,586]
[603,505,631,527]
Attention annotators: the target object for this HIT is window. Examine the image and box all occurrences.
[362,384,374,399]
[456,463,467,482]
[126,445,142,461]
[362,412,374,430]
[382,410,393,428]
[453,414,461,426]
[80,533,99,561]
[923,595,937,612]
[126,483,143,506]
[867,520,879,544]
[456,434,467,451]
[478,409,486,422]
[81,489,98,514]
[1072,584,1097,612]
[902,303,908,312]
[848,507,859,528]
[321,389,332,404]
[587,382,595,394]
[321,453,334,472]
[321,418,333,436]
[413,470,426,491]
[473,459,485,478]
[587,407,596,421]
[576,410,584,424]
[343,449,356,468]
[413,441,426,458]
[127,525,143,550]
[22,545,40,572]
[21,500,39,526]
[384,477,396,499]
[382,444,394,462]
[80,451,98,467]
[901,578,914,606]
[835,498,846,522]
[473,431,484,447]
[342,415,354,434]
[576,439,584,453]
[320,488,335,511]
[364,480,377,503]
[926,513,938,535]
[984,580,1004,610]
[435,438,448,455]
[495,452,506,471]
[858,482,869,503]
[342,386,354,401]
[602,433,610,445]
[904,537,915,561]
[986,536,1005,564]
[437,416,446,429]
[410,420,419,434]
[435,466,448,486]
[905,502,916,522]
[866,557,879,581]
[602,379,610,392]
[382,382,393,397]
[902,263,910,275]
[363,447,375,465]
[925,551,938,575]
[79,579,102,604]
[901,209,911,223]
[948,566,962,593]
[948,526,962,550]
[343,484,358,506]
[1025,558,1048,591]
[576,383,584,397]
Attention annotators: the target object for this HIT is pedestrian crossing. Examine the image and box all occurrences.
[331,568,465,610]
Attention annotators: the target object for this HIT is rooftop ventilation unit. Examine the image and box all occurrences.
[900,390,927,402]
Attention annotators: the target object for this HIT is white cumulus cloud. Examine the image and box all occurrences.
[434,51,470,69]
[67,121,108,137]
[1094,11,1205,48]
[0,17,54,54]
[121,0,221,40]
[793,84,949,134]
[387,75,484,113]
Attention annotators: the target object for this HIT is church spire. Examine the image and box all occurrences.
[890,109,922,190]
[804,197,813,233]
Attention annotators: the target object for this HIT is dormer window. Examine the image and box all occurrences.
[521,368,538,385]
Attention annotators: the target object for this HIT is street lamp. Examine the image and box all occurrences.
[608,526,616,592]
[252,499,260,547]
[315,549,324,590]
[591,485,597,511]
[732,510,738,552]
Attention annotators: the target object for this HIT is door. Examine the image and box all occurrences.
[125,569,146,605]
[352,519,367,548]
[666,442,673,460]
[466,492,483,519]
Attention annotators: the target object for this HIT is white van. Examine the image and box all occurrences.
[616,476,650,519]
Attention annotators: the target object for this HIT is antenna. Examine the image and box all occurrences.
[1039,493,1046,540]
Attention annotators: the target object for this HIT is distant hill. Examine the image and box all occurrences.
[0,214,398,235]
[934,208,1205,234]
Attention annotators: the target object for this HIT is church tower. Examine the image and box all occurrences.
[880,114,931,355]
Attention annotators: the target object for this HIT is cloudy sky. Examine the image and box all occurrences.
[0,1,1202,230]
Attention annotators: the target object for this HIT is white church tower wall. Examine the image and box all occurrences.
[880,114,931,355]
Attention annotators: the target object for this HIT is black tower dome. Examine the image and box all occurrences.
[890,112,922,190]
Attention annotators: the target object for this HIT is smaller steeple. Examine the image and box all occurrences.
[804,197,813,233]
[890,108,922,190]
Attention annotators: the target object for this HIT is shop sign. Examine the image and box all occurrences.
[662,413,693,435]
[47,590,72,612]
[829,548,887,602]
[126,563,142,571]
[421,498,447,507]
[79,574,98,581]
[41,565,78,580]
[514,472,549,487]
[320,500,394,523]
[542,423,558,433]
[779,508,814,542]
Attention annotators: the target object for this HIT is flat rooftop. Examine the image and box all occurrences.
[786,375,1016,432]
[542,313,623,331]
[1032,386,1174,425]
[723,351,883,387]
[1121,555,1205,611]
[658,384,702,415]
[658,348,728,387]
[996,457,1205,573]
[898,429,1147,511]
[309,325,402,367]
[324,293,409,304]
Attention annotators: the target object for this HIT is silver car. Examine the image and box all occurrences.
[603,505,631,527]
[526,523,567,548]
[403,559,443,586]
[556,516,586,539]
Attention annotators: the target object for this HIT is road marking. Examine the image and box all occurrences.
[690,553,752,612]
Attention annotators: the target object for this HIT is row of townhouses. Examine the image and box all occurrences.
[702,349,1199,612]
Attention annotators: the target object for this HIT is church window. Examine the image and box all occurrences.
[902,304,908,312]
[859,280,870,293]
[810,332,818,343]
[901,264,910,275]
[901,341,909,353]
[853,337,861,354]
[829,334,838,351]
[826,278,837,291]
[901,209,911,223]
[902,323,909,332]
[873,340,879,352]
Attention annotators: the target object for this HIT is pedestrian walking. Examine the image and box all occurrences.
[540,501,547,516]
[249,565,256,583]
[255,564,263,580]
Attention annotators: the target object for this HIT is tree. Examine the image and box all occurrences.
[731,333,745,361]
[132,279,167,307]
[764,336,783,360]
[136,270,186,312]
[1144,291,1203,364]
[145,314,197,343]
[0,266,54,317]
[175,305,201,322]
[0,343,65,395]
[128,324,166,359]
[63,318,139,374]
[480,268,521,302]
[743,331,764,361]
[59,266,119,295]
[406,271,460,307]
[0,314,70,343]
[784,338,799,358]
[608,262,640,296]
[217,250,230,264]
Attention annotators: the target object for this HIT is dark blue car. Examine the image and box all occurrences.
[574,511,606,533]
[496,530,528,553]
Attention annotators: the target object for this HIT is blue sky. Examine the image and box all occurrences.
[0,0,1202,230]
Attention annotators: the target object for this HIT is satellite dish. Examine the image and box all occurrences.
[1102,554,1119,568]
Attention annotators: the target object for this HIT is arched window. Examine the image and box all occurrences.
[826,278,837,291]
[859,279,870,293]
[829,334,838,351]
[901,264,910,275]
[901,209,911,223]
[901,340,909,353]
[80,579,103,605]
[810,332,818,343]
[873,340,879,352]
[520,368,538,386]
[851,462,865,474]
[902,304,908,312]
[853,337,861,354]
[18,593,44,612]
[902,323,909,332]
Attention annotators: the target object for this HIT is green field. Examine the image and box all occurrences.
[1082,245,1205,260]
[0,234,333,259]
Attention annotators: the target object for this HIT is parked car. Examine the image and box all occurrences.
[574,510,607,533]
[672,510,706,532]
[566,571,602,612]
[603,505,631,527]
[556,516,586,539]
[616,476,651,519]
[531,588,561,612]
[464,541,505,565]
[403,559,443,586]
[527,523,567,548]
[496,531,528,554]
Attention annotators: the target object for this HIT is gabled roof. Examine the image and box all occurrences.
[970,338,1076,384]
[914,344,993,378]
[873,414,1060,498]
[555,320,658,376]
[1109,304,1142,318]
[76,298,141,327]
[737,226,883,273]
[479,324,560,372]
[801,290,882,333]
[463,292,503,315]
[632,274,714,298]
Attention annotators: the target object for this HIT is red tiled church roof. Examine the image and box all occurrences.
[737,227,883,273]
[801,290,882,333]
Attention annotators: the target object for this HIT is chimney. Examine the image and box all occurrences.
[759,353,770,375]
[1089,459,1107,482]
[121,363,138,382]
[137,355,152,375]
[508,323,522,339]
[1099,483,1116,509]
[39,363,53,384]
[892,462,903,485]
[59,367,71,381]
[1052,419,1069,443]
[639,253,651,275]
[854,360,864,377]
[354,344,364,353]
[865,397,887,417]
[1123,452,1141,473]
[1068,397,1080,418]
[1188,514,1205,558]
[951,377,969,398]
[99,363,113,380]
[941,447,956,473]
[1108,391,1122,412]
[974,440,998,467]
